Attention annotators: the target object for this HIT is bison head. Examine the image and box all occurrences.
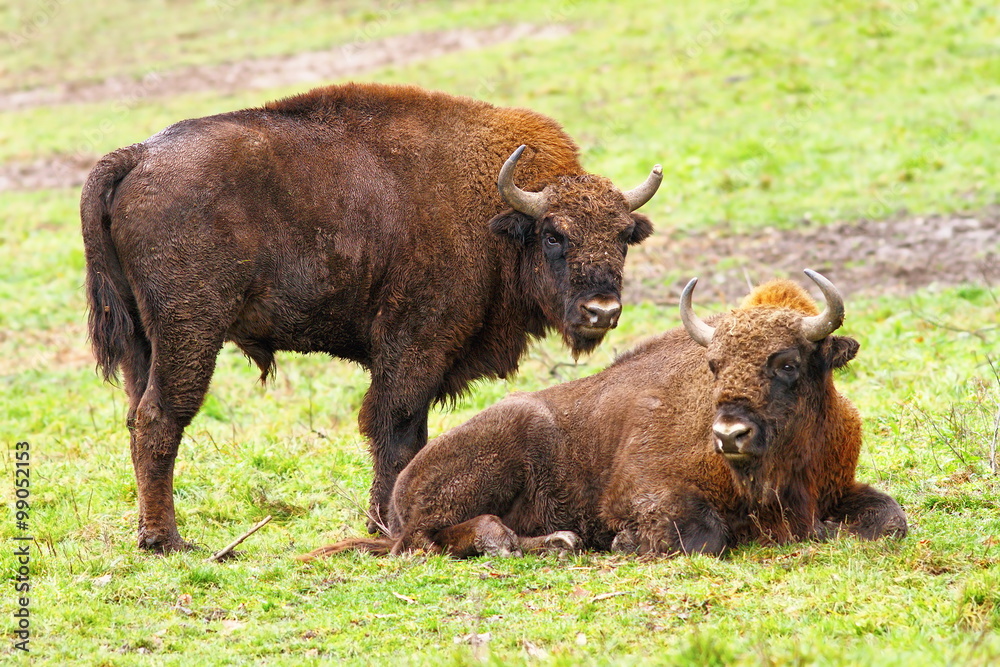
[490,145,661,355]
[680,270,860,480]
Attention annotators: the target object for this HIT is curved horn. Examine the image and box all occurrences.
[800,269,846,341]
[497,145,548,219]
[680,277,715,347]
[622,164,663,211]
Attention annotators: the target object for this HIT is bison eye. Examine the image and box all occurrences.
[774,361,800,383]
[769,349,801,383]
[542,232,565,260]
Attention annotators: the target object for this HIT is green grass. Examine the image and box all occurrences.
[2,0,999,664]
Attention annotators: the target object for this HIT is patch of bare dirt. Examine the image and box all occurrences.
[5,321,93,374]
[0,154,98,192]
[0,23,570,113]
[626,208,1000,303]
[0,23,569,193]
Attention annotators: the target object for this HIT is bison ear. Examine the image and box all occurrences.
[824,335,860,369]
[627,212,653,245]
[489,211,536,245]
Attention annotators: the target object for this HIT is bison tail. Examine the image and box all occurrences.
[295,537,396,561]
[80,143,145,384]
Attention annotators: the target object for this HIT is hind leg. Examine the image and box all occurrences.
[519,531,581,554]
[129,328,224,553]
[436,521,582,557]
[119,332,157,548]
[386,396,572,556]
[433,515,528,558]
[824,483,908,540]
[393,519,580,559]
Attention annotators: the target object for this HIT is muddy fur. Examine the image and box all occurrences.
[306,278,907,559]
[81,82,660,552]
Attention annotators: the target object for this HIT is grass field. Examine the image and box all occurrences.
[2,0,999,664]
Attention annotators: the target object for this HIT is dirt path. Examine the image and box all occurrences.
[627,208,1000,303]
[0,24,569,113]
[0,154,98,193]
[0,23,568,192]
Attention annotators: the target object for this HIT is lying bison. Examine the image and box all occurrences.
[81,82,662,552]
[301,270,907,559]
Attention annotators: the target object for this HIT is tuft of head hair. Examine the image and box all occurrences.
[739,279,820,316]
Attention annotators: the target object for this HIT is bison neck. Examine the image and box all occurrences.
[726,479,821,544]
[432,239,552,402]
[725,393,855,543]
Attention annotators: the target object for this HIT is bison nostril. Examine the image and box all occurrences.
[713,421,755,455]
[580,299,622,329]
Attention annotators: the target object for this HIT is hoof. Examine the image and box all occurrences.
[543,531,580,551]
[520,530,581,554]
[478,521,523,558]
[482,541,523,558]
[610,529,640,554]
[138,531,195,554]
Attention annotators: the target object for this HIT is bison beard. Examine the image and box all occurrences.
[300,270,907,560]
[81,82,662,552]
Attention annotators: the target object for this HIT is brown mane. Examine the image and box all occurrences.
[739,279,821,315]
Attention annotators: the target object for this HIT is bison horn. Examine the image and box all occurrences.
[680,277,715,347]
[622,164,663,211]
[800,269,846,341]
[497,145,549,219]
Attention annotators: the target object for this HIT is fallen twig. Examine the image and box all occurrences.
[206,515,272,562]
[590,591,628,603]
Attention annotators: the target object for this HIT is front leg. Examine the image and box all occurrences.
[611,492,730,556]
[359,335,457,533]
[430,515,523,558]
[824,483,908,540]
[359,392,431,534]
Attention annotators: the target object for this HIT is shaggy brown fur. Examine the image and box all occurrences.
[301,277,907,560]
[81,82,659,552]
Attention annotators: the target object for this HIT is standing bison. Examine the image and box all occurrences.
[301,270,907,559]
[81,82,662,552]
